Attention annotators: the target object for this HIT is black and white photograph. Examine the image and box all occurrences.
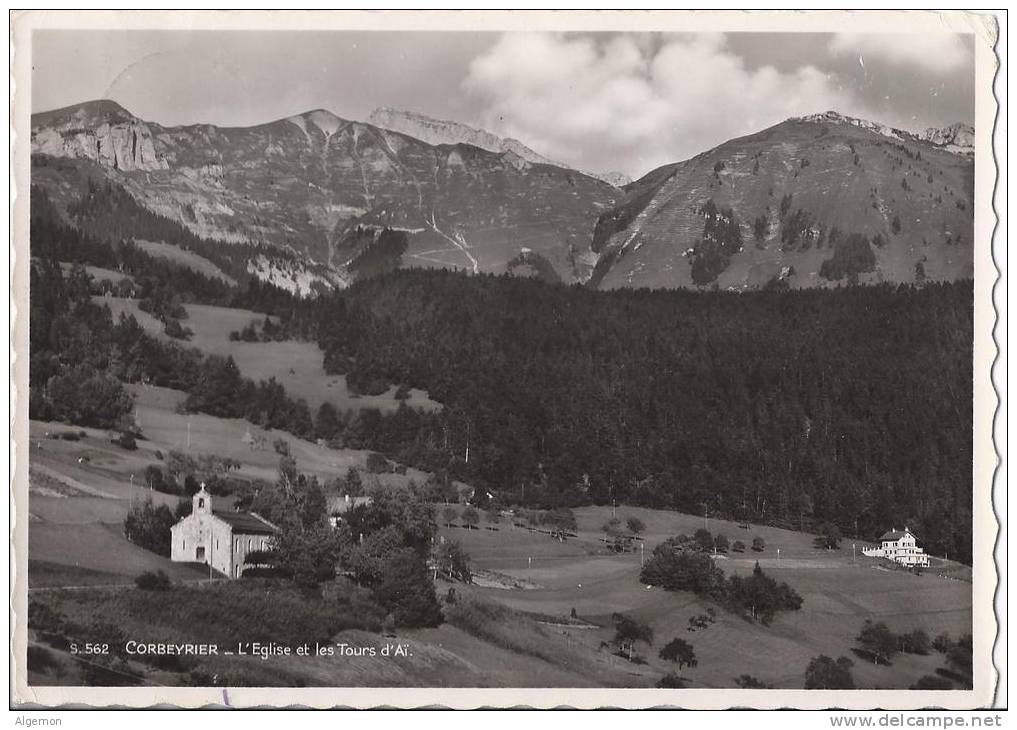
[9,9,1002,710]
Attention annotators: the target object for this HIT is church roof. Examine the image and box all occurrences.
[212,510,279,535]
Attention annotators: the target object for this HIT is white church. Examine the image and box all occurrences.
[170,485,279,579]
[861,526,930,567]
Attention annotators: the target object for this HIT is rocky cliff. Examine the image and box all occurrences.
[32,100,619,285]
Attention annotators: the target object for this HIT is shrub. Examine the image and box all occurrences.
[856,620,898,665]
[693,529,714,552]
[659,637,697,670]
[726,562,803,624]
[372,549,443,628]
[433,540,472,583]
[735,674,773,689]
[752,537,765,552]
[164,318,193,340]
[804,655,855,689]
[116,432,138,450]
[123,499,176,556]
[932,632,953,653]
[656,672,688,688]
[819,233,876,282]
[365,451,389,474]
[612,612,653,661]
[641,540,725,595]
[602,517,623,536]
[898,628,931,655]
[461,507,480,530]
[813,521,842,549]
[135,570,172,591]
[45,364,135,429]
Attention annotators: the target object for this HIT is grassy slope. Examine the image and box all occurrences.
[60,262,133,284]
[133,239,237,285]
[438,505,971,689]
[27,385,429,588]
[29,412,970,688]
[96,296,440,414]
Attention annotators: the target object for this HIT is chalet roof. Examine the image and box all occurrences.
[878,528,914,542]
[212,510,279,535]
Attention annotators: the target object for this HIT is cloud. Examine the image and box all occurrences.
[463,33,863,180]
[828,33,971,74]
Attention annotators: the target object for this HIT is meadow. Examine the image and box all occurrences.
[96,296,440,414]
[133,239,237,285]
[27,291,971,690]
[434,505,972,689]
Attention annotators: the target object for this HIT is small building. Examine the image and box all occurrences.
[327,494,373,527]
[170,486,279,579]
[861,526,930,567]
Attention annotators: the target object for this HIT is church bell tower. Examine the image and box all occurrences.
[193,483,212,515]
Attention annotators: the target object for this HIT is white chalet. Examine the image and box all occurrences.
[861,526,930,567]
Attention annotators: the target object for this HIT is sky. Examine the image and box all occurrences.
[31,30,975,179]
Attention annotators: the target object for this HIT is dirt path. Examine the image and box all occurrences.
[427,211,479,274]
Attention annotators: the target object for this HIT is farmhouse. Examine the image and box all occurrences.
[861,526,930,567]
[170,485,279,578]
[327,493,373,527]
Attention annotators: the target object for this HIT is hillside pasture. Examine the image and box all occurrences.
[27,388,428,588]
[61,262,133,285]
[93,296,440,414]
[441,504,971,689]
[134,238,237,285]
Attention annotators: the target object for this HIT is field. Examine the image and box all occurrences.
[60,262,133,285]
[433,505,972,689]
[27,383,971,689]
[27,382,430,592]
[96,296,440,414]
[133,239,236,285]
[26,288,972,689]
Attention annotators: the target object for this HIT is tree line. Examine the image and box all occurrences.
[31,181,974,562]
[313,268,973,562]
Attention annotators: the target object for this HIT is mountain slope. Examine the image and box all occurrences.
[31,100,620,285]
[590,111,974,290]
[369,107,631,188]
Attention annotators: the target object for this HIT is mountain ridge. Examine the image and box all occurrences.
[369,107,632,187]
[31,99,620,289]
[590,111,974,290]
